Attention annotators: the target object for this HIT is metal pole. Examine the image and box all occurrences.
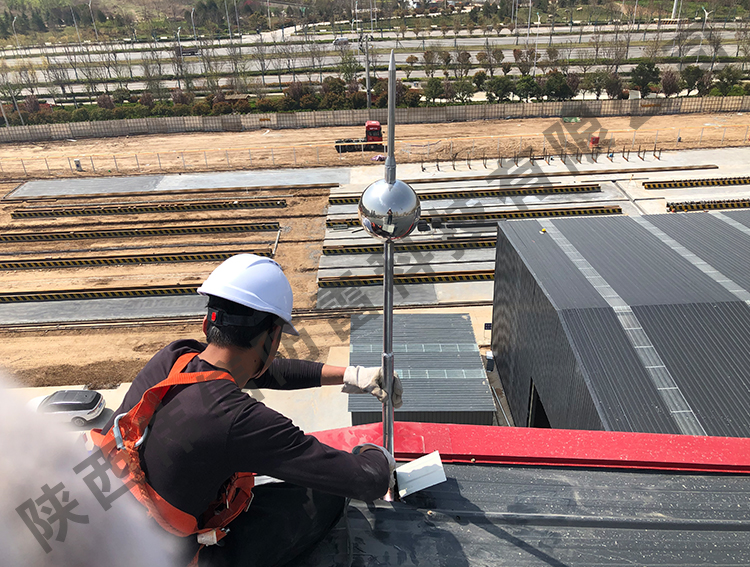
[385,51,396,185]
[382,239,395,458]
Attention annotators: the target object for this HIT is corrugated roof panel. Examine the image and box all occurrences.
[647,212,750,293]
[301,463,750,566]
[633,302,750,438]
[499,220,609,310]
[560,308,681,435]
[552,216,738,306]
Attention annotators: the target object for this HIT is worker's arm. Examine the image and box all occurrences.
[256,359,402,408]
[229,400,393,502]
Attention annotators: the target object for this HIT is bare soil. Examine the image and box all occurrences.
[0,112,747,178]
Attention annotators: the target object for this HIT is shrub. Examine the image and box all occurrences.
[23,95,40,113]
[276,97,299,111]
[403,89,422,107]
[233,99,252,113]
[139,91,155,108]
[171,88,194,105]
[210,101,233,115]
[71,107,90,122]
[97,94,115,109]
[192,102,212,116]
[299,93,320,110]
[90,107,115,120]
[349,91,368,109]
[151,102,175,117]
[50,108,71,123]
[9,110,29,126]
[172,103,192,116]
[112,87,130,104]
[727,84,744,96]
[255,98,278,113]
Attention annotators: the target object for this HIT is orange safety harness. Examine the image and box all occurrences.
[88,352,255,566]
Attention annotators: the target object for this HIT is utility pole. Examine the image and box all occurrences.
[533,13,540,76]
[191,8,197,41]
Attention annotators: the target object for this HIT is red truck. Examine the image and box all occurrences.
[335,121,385,153]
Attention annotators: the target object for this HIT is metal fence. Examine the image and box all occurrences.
[2,97,750,144]
[1,122,748,180]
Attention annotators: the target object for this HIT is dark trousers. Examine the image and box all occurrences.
[198,483,345,567]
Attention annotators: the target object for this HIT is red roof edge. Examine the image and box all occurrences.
[312,422,750,474]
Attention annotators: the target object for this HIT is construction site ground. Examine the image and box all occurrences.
[1,111,748,395]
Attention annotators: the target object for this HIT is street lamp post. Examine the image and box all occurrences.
[176,26,183,90]
[191,8,197,41]
[88,0,99,42]
[533,13,540,76]
[11,17,20,51]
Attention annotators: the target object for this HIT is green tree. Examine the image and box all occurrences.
[715,65,742,96]
[604,72,623,100]
[405,55,419,79]
[454,78,475,103]
[630,62,661,94]
[485,75,514,102]
[582,71,607,99]
[542,70,573,101]
[681,66,705,96]
[515,75,540,101]
[473,70,487,91]
[423,76,443,103]
[338,50,363,84]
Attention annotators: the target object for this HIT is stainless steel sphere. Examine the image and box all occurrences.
[358,179,421,241]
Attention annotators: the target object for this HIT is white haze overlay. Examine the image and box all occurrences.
[0,373,177,567]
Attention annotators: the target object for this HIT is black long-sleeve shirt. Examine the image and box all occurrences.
[102,339,390,520]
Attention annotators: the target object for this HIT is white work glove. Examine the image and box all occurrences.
[342,366,403,409]
[353,443,396,491]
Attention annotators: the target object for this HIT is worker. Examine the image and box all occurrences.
[92,254,402,567]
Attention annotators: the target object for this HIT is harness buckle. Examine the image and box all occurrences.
[112,412,150,451]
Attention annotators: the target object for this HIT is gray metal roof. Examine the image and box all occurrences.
[348,314,496,425]
[298,463,750,566]
[496,213,750,437]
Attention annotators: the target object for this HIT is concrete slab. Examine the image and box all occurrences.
[0,295,207,325]
[319,249,495,269]
[317,261,496,278]
[316,284,439,309]
[7,168,351,199]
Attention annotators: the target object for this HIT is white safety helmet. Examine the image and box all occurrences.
[197,254,298,336]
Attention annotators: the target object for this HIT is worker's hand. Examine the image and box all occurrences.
[353,443,396,490]
[342,366,403,409]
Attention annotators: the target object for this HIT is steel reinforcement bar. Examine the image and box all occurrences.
[667,199,750,212]
[326,205,622,228]
[328,184,600,206]
[318,270,495,288]
[0,249,272,270]
[323,237,496,255]
[644,176,750,190]
[11,199,287,219]
[0,222,280,243]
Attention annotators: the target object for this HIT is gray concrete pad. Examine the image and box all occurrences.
[316,284,439,309]
[0,295,206,325]
[7,168,351,199]
[319,249,496,270]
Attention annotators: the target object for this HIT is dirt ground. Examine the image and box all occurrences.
[0,112,748,178]
[1,111,747,388]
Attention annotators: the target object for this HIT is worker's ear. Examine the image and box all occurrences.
[202,316,209,336]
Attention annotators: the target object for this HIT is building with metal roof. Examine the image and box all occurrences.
[491,211,750,437]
